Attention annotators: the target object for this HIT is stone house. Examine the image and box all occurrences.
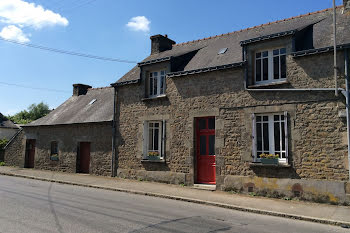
[4,84,114,176]
[112,3,350,203]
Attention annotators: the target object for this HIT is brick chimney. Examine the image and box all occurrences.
[73,84,92,96]
[150,34,176,55]
[344,0,350,13]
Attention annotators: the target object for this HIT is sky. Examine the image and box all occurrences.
[0,0,343,116]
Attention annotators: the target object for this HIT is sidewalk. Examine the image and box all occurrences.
[1,166,350,227]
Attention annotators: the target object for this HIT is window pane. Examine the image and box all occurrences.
[209,135,215,155]
[262,51,268,57]
[256,52,261,58]
[208,118,215,129]
[280,48,286,54]
[263,58,268,80]
[281,55,286,79]
[154,128,159,150]
[256,116,261,122]
[255,59,261,82]
[149,78,153,96]
[148,127,153,150]
[273,49,279,56]
[274,122,281,152]
[160,76,165,94]
[161,70,165,75]
[263,122,269,151]
[199,119,206,130]
[154,76,158,95]
[257,122,262,151]
[282,152,286,158]
[274,115,280,121]
[263,116,268,121]
[281,121,286,150]
[281,115,284,120]
[273,56,280,79]
[200,136,206,155]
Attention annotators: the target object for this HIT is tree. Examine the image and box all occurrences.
[8,102,51,124]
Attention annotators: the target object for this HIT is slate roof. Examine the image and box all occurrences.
[114,6,350,85]
[26,87,114,126]
[0,113,19,129]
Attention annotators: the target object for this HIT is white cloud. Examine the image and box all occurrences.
[126,16,150,32]
[0,0,68,29]
[0,25,29,42]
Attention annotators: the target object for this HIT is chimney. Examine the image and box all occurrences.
[73,84,92,96]
[344,0,350,13]
[150,34,176,55]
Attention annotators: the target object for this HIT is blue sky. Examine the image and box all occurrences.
[0,0,343,115]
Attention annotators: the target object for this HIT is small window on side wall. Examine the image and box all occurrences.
[50,141,59,161]
[255,48,286,84]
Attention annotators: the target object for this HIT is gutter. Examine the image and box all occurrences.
[345,48,350,181]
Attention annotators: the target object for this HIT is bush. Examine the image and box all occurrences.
[0,138,8,150]
[0,162,5,166]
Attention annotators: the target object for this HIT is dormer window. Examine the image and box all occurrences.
[255,48,286,84]
[149,70,166,97]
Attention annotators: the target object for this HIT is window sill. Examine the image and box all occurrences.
[142,94,167,101]
[248,80,288,88]
[249,162,291,168]
[141,159,166,163]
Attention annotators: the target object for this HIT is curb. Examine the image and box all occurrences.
[1,171,350,228]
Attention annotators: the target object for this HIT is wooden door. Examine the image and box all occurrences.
[196,117,216,184]
[79,142,90,174]
[25,139,36,168]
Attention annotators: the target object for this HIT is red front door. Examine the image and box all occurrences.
[79,142,90,174]
[25,139,36,168]
[196,117,216,184]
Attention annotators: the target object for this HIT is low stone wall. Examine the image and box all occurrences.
[222,175,350,204]
[117,168,186,185]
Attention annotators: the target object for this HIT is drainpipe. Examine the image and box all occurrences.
[345,49,350,180]
[333,0,338,96]
[111,87,117,177]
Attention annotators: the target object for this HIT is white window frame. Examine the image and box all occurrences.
[149,70,166,97]
[143,120,165,159]
[254,48,286,85]
[252,112,288,164]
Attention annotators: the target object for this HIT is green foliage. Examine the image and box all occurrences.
[0,138,8,149]
[0,162,5,166]
[8,102,51,124]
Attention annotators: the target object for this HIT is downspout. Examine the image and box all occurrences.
[111,87,117,177]
[345,48,350,180]
[333,0,338,96]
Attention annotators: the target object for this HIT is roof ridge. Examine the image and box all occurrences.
[88,86,112,90]
[174,5,342,47]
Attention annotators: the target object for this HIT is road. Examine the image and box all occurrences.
[0,175,348,233]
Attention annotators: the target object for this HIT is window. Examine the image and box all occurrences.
[143,121,165,159]
[149,70,166,97]
[51,141,58,155]
[255,48,286,84]
[252,112,288,163]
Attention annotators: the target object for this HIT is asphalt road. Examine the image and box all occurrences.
[0,175,348,233]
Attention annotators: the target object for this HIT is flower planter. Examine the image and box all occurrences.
[147,156,160,161]
[50,156,59,161]
[260,158,278,165]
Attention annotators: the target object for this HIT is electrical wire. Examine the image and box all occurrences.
[0,37,138,63]
[0,81,70,93]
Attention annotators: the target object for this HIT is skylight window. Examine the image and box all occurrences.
[218,48,228,54]
[89,99,96,105]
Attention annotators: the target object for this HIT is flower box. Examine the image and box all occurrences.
[260,158,278,165]
[50,154,59,161]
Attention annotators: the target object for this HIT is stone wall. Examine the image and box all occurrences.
[4,130,25,167]
[17,122,112,176]
[116,49,349,188]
